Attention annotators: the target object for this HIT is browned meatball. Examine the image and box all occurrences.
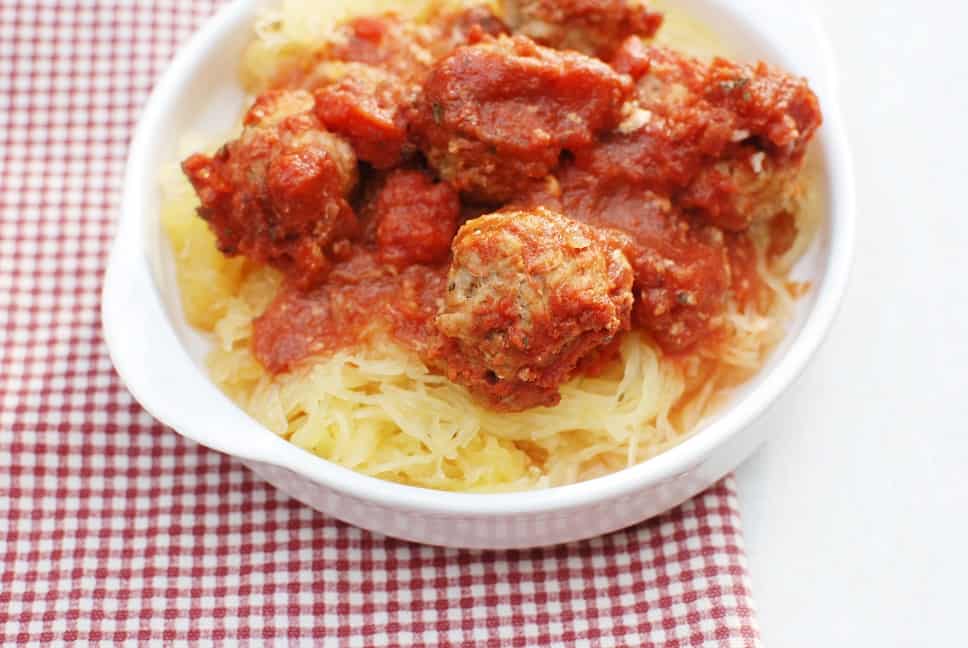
[433,208,634,410]
[679,147,802,230]
[284,9,508,170]
[541,168,733,353]
[181,90,358,289]
[605,41,822,231]
[372,169,460,268]
[502,0,663,58]
[313,64,414,169]
[409,35,631,202]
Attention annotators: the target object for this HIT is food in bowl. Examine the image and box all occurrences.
[161,0,823,492]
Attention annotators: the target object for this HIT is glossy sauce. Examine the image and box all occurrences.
[252,250,449,373]
[182,6,822,397]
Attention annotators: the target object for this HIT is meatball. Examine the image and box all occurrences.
[372,169,460,268]
[289,9,507,170]
[433,208,634,410]
[269,15,435,171]
[313,64,413,169]
[409,35,632,202]
[599,42,822,230]
[181,90,358,288]
[502,0,662,58]
[540,166,732,352]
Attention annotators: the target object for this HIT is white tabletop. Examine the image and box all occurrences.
[736,1,968,645]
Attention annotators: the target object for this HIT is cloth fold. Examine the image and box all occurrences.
[0,1,759,644]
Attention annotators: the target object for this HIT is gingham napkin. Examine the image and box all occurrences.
[0,2,760,645]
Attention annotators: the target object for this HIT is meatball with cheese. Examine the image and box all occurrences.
[603,41,822,231]
[295,8,509,169]
[182,90,358,288]
[433,208,634,411]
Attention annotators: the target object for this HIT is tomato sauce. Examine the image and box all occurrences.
[253,250,449,373]
[182,4,822,403]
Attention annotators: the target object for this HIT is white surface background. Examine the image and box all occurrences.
[736,1,968,645]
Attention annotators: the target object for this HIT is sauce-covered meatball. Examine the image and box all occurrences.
[502,0,662,58]
[514,172,732,352]
[284,15,434,169]
[372,169,460,268]
[602,41,822,231]
[433,208,634,410]
[313,64,413,169]
[286,9,507,169]
[182,90,358,288]
[410,35,632,202]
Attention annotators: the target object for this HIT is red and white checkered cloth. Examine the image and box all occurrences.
[0,1,760,645]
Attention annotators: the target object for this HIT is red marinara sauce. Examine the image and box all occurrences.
[252,250,450,373]
[181,3,822,410]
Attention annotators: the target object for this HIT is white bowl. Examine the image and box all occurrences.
[102,0,854,549]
